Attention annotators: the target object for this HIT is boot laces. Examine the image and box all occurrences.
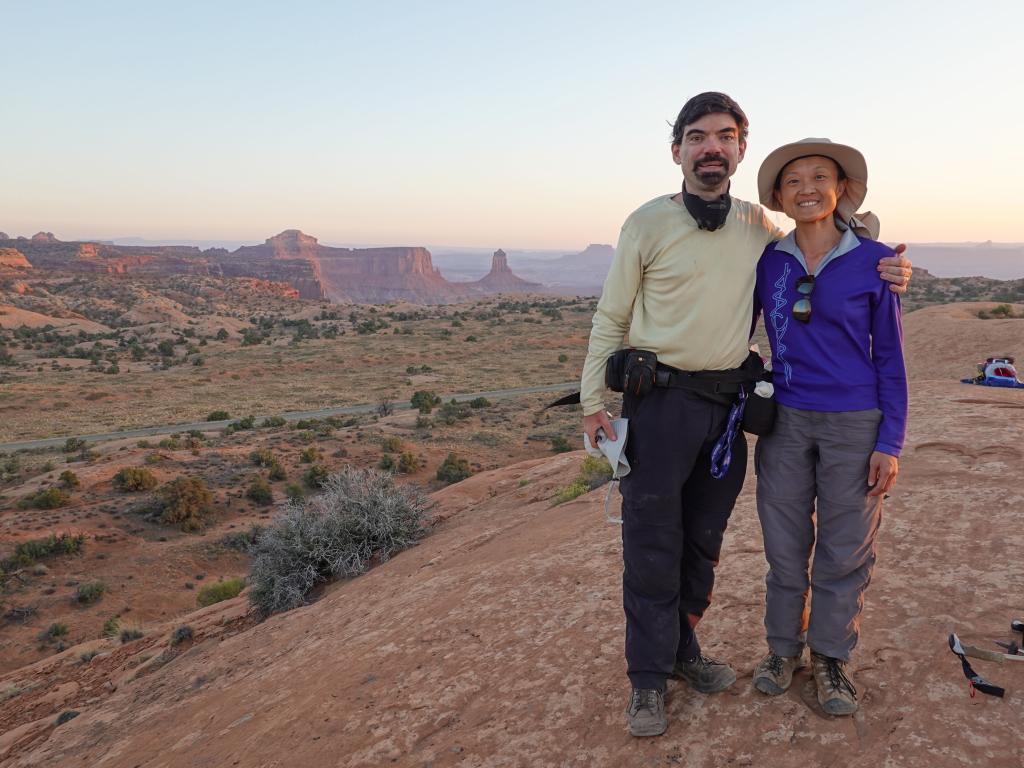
[629,688,659,714]
[765,652,785,676]
[823,657,857,697]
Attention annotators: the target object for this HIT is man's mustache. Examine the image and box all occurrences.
[693,154,729,173]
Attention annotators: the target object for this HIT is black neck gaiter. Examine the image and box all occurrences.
[682,183,732,231]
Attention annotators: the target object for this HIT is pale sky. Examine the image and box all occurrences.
[3,0,1022,249]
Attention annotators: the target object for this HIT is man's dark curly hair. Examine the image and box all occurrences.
[671,92,749,145]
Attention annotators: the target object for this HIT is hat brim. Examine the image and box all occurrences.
[757,139,867,221]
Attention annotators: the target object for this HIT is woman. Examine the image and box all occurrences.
[749,138,908,715]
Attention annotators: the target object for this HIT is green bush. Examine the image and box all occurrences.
[169,625,194,646]
[299,447,320,464]
[268,461,287,481]
[438,399,471,425]
[303,464,329,489]
[58,470,80,489]
[436,453,471,485]
[39,622,69,641]
[284,483,304,501]
[63,437,85,453]
[552,455,614,505]
[550,436,572,453]
[261,416,287,428]
[73,581,106,605]
[378,453,396,471]
[248,466,429,616]
[246,476,273,506]
[381,436,403,453]
[120,628,144,643]
[112,467,158,492]
[17,487,71,510]
[207,410,231,421]
[197,577,246,607]
[157,477,214,531]
[102,616,120,637]
[8,533,85,568]
[249,448,276,467]
[410,390,441,414]
[558,354,569,363]
[397,452,419,474]
[469,397,491,409]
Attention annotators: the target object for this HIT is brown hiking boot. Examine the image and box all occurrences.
[625,688,667,737]
[753,650,805,695]
[671,654,737,693]
[811,652,858,715]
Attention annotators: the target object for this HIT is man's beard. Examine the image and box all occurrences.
[693,154,730,186]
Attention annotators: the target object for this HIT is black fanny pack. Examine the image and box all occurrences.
[606,348,658,398]
[605,348,775,436]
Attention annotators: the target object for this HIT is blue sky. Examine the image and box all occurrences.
[3,0,1022,248]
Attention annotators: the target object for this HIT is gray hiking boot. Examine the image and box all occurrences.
[811,652,858,715]
[753,650,805,695]
[671,654,737,693]
[625,688,667,737]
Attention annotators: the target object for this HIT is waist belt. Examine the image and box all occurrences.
[545,367,748,409]
[654,366,747,395]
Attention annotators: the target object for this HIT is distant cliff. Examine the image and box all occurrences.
[0,231,546,304]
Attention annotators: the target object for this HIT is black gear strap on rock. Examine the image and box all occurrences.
[949,634,1005,698]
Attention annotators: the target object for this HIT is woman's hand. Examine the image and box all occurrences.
[868,451,899,496]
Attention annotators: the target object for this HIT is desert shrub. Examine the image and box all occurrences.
[63,437,85,453]
[207,410,231,421]
[397,452,419,474]
[299,447,320,464]
[436,453,471,485]
[156,477,214,531]
[78,650,98,664]
[415,415,433,430]
[268,461,287,481]
[10,533,84,566]
[120,628,144,643]
[558,354,569,363]
[158,435,181,450]
[169,625,194,646]
[261,415,287,428]
[39,622,69,641]
[246,476,273,506]
[112,467,158,492]
[218,524,263,551]
[248,466,430,616]
[58,470,80,489]
[197,577,246,607]
[215,328,229,340]
[17,487,71,510]
[410,390,441,414]
[378,453,396,471]
[73,581,106,604]
[381,436,403,453]
[303,464,329,489]
[102,616,120,637]
[550,436,572,453]
[552,455,614,505]
[469,397,491,409]
[438,399,471,425]
[250,448,277,467]
[225,415,256,434]
[284,483,304,501]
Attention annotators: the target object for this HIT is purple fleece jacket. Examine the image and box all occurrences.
[753,236,908,456]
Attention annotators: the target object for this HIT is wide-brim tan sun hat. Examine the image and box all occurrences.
[757,138,868,224]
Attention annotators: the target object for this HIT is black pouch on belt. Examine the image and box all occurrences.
[623,349,658,398]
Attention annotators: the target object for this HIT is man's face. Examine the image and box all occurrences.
[671,112,746,194]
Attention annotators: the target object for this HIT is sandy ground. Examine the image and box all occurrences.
[1,302,1023,766]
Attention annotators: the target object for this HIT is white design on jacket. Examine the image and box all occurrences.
[768,262,793,386]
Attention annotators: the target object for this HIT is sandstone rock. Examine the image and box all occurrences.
[473,248,541,293]
[0,248,31,269]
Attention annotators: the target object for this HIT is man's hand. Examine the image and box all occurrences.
[878,243,912,294]
[583,411,616,446]
[867,451,898,497]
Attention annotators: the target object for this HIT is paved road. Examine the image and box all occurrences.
[0,381,581,453]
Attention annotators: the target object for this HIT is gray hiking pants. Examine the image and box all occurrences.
[755,404,884,661]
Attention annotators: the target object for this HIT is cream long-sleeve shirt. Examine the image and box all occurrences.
[580,194,783,415]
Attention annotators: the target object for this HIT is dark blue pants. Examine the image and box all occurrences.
[620,387,747,691]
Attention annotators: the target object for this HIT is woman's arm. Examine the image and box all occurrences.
[869,283,909,494]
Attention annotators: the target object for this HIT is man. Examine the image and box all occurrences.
[579,92,911,737]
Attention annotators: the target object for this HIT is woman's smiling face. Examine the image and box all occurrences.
[774,155,847,224]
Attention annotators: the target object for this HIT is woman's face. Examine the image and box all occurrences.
[773,155,847,224]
